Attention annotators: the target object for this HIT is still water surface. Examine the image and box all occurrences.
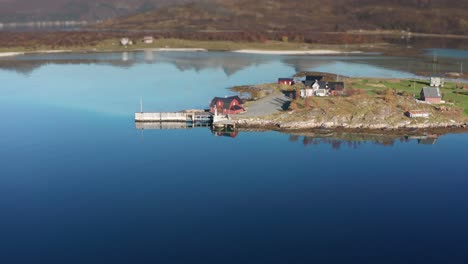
[0,51,467,263]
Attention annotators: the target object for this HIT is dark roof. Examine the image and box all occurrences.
[328,82,345,91]
[305,75,323,81]
[421,87,441,98]
[304,80,327,87]
[210,96,244,108]
[304,80,314,87]
[278,78,294,81]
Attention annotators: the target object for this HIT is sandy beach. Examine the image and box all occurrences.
[231,49,361,55]
[0,52,25,57]
[0,50,71,58]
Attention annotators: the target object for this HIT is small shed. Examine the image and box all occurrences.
[420,87,442,103]
[328,82,345,96]
[430,75,445,87]
[278,78,294,85]
[210,96,245,115]
[143,36,154,44]
[405,110,430,118]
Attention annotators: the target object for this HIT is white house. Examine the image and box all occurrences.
[120,38,130,46]
[312,80,321,91]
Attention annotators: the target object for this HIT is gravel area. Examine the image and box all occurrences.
[241,92,291,117]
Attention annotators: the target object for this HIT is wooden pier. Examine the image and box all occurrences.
[134,109,237,131]
[135,111,212,123]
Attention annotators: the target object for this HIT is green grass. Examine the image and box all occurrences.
[347,78,468,115]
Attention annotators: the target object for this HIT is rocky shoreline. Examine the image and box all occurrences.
[233,117,468,132]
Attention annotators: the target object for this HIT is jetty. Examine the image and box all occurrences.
[135,111,212,123]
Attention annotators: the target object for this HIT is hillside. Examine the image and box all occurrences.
[0,0,192,22]
[96,0,468,35]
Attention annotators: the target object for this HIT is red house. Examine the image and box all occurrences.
[278,78,294,85]
[210,96,245,115]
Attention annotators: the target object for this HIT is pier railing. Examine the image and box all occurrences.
[135,112,212,123]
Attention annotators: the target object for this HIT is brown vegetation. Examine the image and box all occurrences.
[97,0,468,35]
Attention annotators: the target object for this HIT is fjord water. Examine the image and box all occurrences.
[1,51,468,263]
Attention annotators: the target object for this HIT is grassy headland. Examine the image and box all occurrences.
[231,75,468,131]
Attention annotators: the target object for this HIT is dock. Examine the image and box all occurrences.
[135,111,212,123]
[134,109,237,130]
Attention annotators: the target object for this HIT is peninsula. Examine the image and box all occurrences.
[228,73,468,132]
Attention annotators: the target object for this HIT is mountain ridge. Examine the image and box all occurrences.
[97,0,468,35]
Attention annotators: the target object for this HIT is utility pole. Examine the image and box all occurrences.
[140,96,143,113]
[461,62,464,75]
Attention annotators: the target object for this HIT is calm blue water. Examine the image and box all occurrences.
[426,48,468,59]
[1,51,468,263]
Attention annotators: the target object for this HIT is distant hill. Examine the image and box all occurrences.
[0,0,192,22]
[96,0,468,35]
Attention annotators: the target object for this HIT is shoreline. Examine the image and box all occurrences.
[231,49,362,55]
[0,47,361,58]
[0,49,72,57]
[233,117,468,132]
[235,123,468,137]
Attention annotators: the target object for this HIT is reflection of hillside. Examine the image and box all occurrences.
[282,56,335,73]
[0,54,140,74]
[287,132,440,149]
[156,52,273,76]
[0,51,275,76]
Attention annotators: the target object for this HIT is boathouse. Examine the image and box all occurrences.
[405,110,430,118]
[420,87,442,103]
[278,78,294,85]
[210,96,245,115]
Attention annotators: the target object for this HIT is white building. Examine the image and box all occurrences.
[300,88,314,98]
[315,89,328,97]
[430,76,445,87]
[143,36,154,44]
[120,38,130,46]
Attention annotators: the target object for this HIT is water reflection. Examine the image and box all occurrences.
[1,50,467,78]
[289,133,441,149]
[136,122,441,147]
